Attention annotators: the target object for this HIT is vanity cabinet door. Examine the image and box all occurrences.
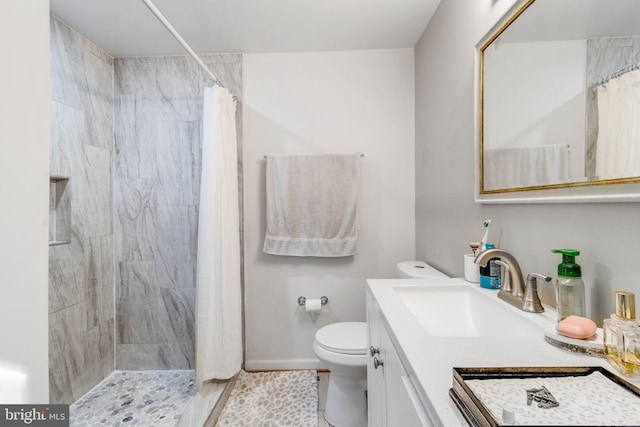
[366,290,385,427]
[367,289,435,427]
[381,324,434,427]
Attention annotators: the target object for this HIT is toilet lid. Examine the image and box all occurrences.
[315,322,367,355]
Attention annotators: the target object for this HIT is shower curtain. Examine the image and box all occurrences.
[595,69,640,179]
[195,86,242,386]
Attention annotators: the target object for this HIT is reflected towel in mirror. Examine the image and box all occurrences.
[484,144,570,190]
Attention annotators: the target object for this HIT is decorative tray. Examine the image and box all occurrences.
[449,366,640,426]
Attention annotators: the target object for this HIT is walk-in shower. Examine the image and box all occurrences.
[48,1,243,424]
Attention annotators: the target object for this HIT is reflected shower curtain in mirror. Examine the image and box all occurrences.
[595,70,640,180]
[196,86,242,387]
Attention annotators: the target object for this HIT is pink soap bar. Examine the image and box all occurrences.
[556,315,597,339]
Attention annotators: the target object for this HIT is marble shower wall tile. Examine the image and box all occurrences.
[160,287,196,367]
[80,51,114,151]
[114,57,159,96]
[49,303,86,404]
[83,236,114,332]
[156,56,202,97]
[114,54,242,370]
[156,122,199,206]
[49,246,83,314]
[49,101,82,178]
[115,178,158,261]
[49,16,114,404]
[116,344,191,371]
[153,205,198,288]
[50,17,83,109]
[50,16,113,150]
[114,95,138,179]
[157,94,202,123]
[99,235,115,324]
[99,319,116,378]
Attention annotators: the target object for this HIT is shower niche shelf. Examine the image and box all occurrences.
[49,176,71,246]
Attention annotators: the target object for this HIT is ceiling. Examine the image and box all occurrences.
[49,0,441,57]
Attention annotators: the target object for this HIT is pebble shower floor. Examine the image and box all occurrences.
[70,370,197,426]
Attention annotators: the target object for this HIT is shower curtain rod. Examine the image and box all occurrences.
[140,0,224,88]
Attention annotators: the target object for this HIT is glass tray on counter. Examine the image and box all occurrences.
[449,366,640,427]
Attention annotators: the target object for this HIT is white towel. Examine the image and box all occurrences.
[483,144,570,190]
[263,153,361,257]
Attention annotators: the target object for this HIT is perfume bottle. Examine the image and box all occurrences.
[603,291,640,377]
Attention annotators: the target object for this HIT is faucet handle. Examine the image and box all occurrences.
[522,273,551,313]
[527,273,552,283]
[494,260,511,293]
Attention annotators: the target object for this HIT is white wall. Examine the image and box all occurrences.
[0,3,50,403]
[243,50,415,369]
[415,0,640,325]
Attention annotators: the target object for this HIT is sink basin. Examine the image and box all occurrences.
[393,285,540,337]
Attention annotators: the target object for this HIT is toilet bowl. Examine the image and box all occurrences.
[313,322,367,427]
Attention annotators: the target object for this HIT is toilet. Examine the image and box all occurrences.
[313,261,448,427]
[313,322,368,427]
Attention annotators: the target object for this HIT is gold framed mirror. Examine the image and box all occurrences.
[477,0,640,203]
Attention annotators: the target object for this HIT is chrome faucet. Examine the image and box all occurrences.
[474,249,550,313]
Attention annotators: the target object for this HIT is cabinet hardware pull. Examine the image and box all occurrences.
[373,357,384,369]
[370,346,380,356]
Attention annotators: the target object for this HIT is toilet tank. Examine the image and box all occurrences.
[396,261,448,279]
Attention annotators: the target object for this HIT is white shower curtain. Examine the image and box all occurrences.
[595,69,640,179]
[195,86,242,387]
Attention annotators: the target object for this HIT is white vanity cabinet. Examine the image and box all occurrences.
[367,289,385,425]
[366,290,435,427]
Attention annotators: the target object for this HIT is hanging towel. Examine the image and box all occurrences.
[263,153,361,257]
[195,86,242,387]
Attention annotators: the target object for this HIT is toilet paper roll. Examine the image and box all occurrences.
[305,299,323,313]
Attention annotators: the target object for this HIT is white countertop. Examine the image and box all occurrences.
[366,277,640,427]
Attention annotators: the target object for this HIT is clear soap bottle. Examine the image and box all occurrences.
[551,249,585,322]
[603,291,640,377]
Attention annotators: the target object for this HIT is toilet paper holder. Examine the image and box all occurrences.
[298,296,329,306]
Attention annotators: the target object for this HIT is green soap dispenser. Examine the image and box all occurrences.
[552,249,585,322]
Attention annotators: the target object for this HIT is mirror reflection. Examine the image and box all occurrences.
[480,0,640,193]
